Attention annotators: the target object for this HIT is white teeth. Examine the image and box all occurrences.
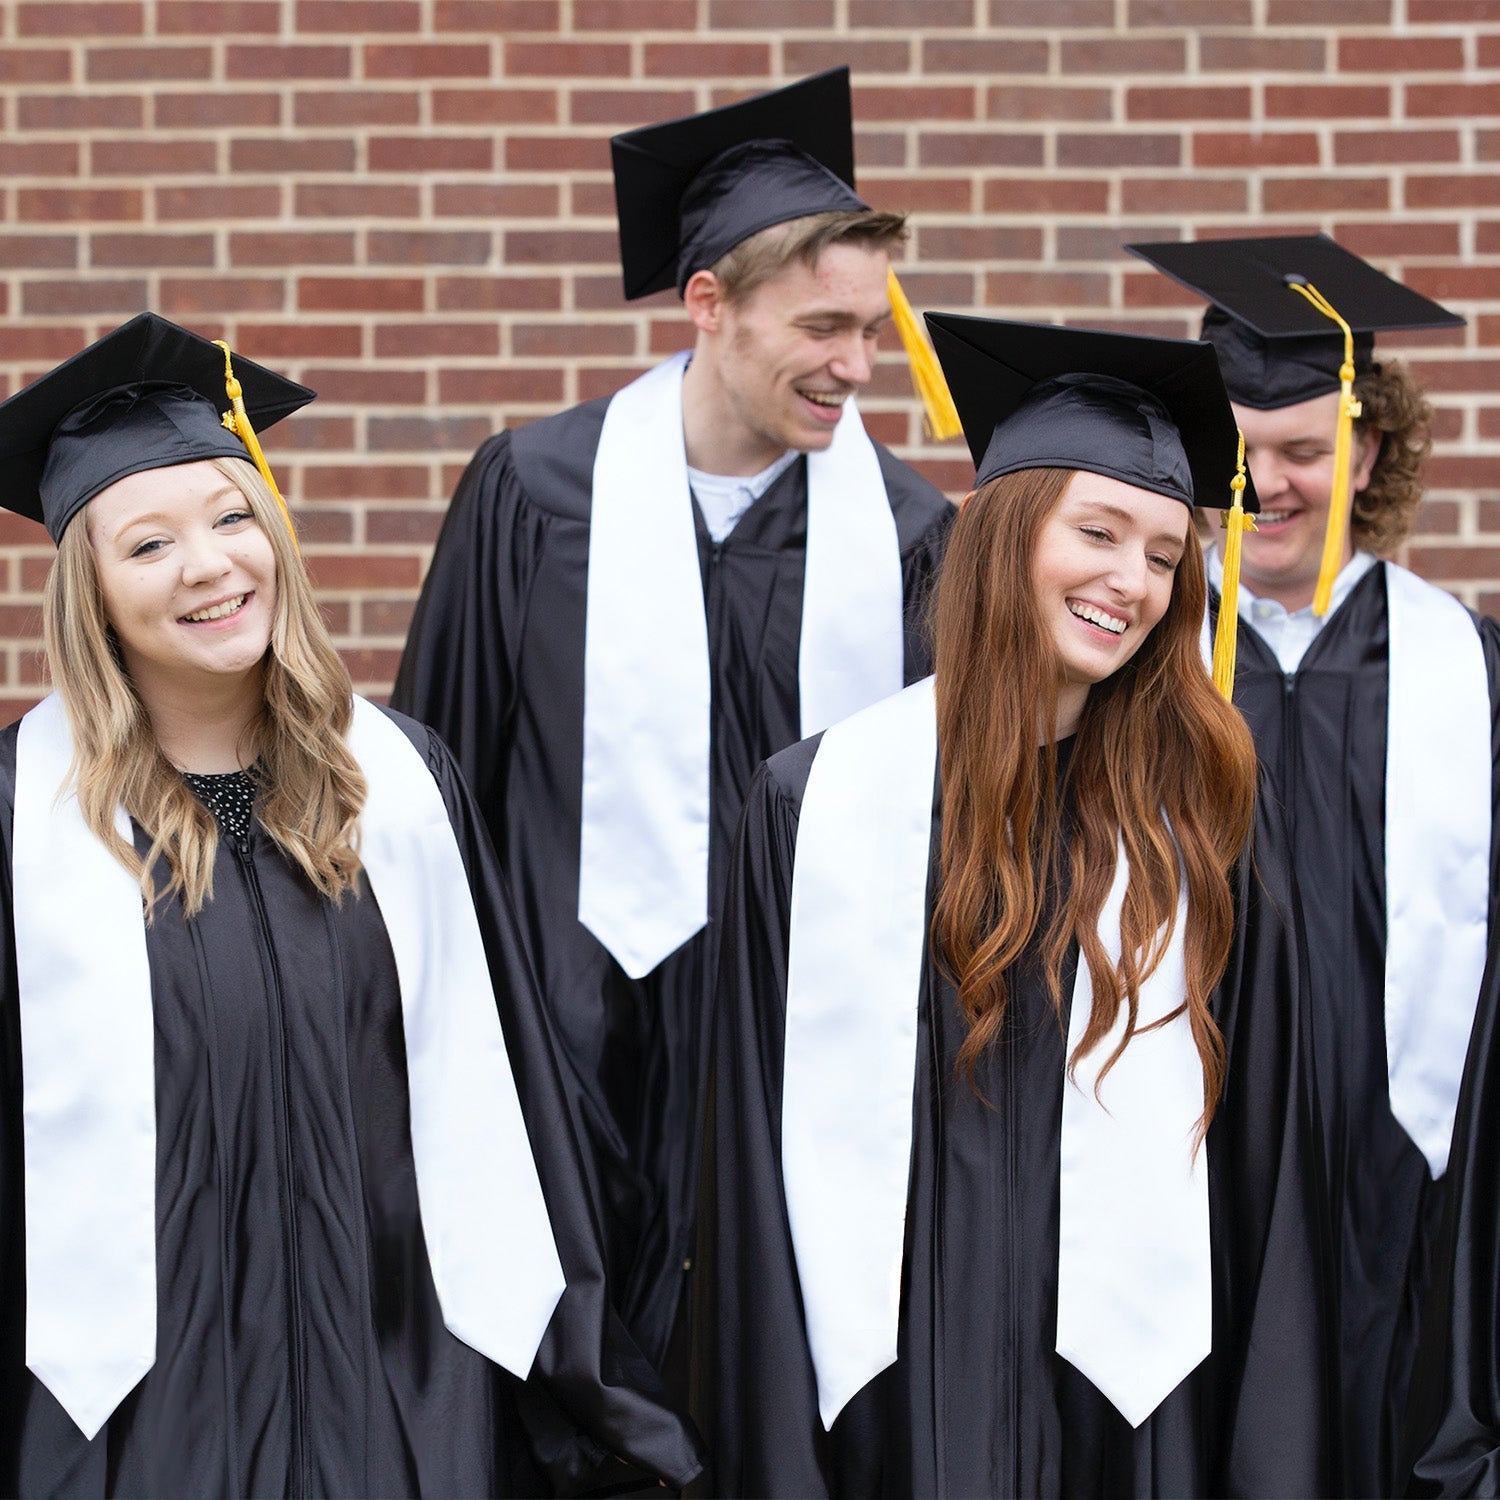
[1068,601,1127,635]
[183,595,245,623]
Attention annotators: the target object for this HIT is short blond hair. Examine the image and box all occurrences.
[710,208,908,304]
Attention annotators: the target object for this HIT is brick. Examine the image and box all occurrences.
[158,184,282,220]
[1127,87,1251,122]
[434,275,563,311]
[1408,267,1500,304]
[374,322,501,356]
[361,598,418,636]
[1266,84,1391,119]
[0,234,78,269]
[505,228,619,265]
[230,232,357,266]
[1199,35,1325,72]
[23,279,146,315]
[1428,458,1500,490]
[862,175,972,213]
[18,2,142,34]
[18,188,143,223]
[157,1,281,29]
[851,0,974,21]
[990,0,1111,18]
[368,230,493,266]
[570,180,619,216]
[227,44,354,79]
[367,416,495,452]
[287,509,355,546]
[302,465,430,501]
[1341,35,1464,71]
[1060,37,1187,74]
[1268,0,1389,16]
[1409,546,1500,579]
[366,43,493,78]
[785,40,911,74]
[1058,133,1182,169]
[231,138,357,173]
[1406,356,1500,391]
[299,368,429,404]
[155,92,282,128]
[298,0,419,29]
[294,90,422,127]
[237,322,365,358]
[0,326,90,360]
[365,509,446,546]
[437,367,566,403]
[0,143,79,176]
[921,38,1049,74]
[569,89,694,127]
[433,182,559,217]
[1122,271,1207,309]
[93,139,217,175]
[1481,35,1500,65]
[1410,85,1500,120]
[1337,130,1460,166]
[308,554,423,588]
[1128,0,1252,20]
[1412,498,1460,534]
[17,93,141,129]
[1409,0,1500,17]
[855,86,977,123]
[1338,222,1461,257]
[507,41,631,76]
[92,232,217,268]
[984,271,1111,306]
[511,322,634,356]
[709,0,834,22]
[642,42,772,77]
[295,183,422,218]
[918,132,1045,168]
[87,46,211,81]
[984,178,1111,214]
[1194,132,1320,168]
[1057,225,1173,260]
[986,85,1112,123]
[370,136,493,172]
[0,49,70,84]
[505,135,608,172]
[270,414,357,452]
[432,87,558,125]
[1263,177,1389,212]
[298,277,426,313]
[1406,176,1500,209]
[435,0,560,25]
[855,131,909,169]
[917,225,1043,262]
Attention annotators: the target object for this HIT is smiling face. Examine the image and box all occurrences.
[698,239,892,470]
[1031,471,1190,734]
[87,459,277,702]
[1232,392,1381,612]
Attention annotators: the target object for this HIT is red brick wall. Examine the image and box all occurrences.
[0,0,1496,719]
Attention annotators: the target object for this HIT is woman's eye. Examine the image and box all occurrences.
[1080,526,1111,542]
[129,538,165,559]
[216,509,253,527]
[1149,554,1179,572]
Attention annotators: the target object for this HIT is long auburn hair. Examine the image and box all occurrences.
[42,455,366,918]
[931,466,1259,1132]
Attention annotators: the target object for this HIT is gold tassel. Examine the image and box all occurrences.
[212,338,299,553]
[1211,430,1256,702]
[886,266,963,442]
[1285,279,1361,616]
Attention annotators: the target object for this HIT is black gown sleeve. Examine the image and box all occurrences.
[411,717,706,1494]
[1403,615,1500,1498]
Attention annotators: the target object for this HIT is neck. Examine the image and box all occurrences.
[128,662,265,773]
[1052,682,1088,742]
[1226,537,1354,614]
[679,338,788,477]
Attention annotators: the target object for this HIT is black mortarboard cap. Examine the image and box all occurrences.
[1126,235,1465,410]
[0,311,313,542]
[611,68,868,300]
[925,312,1258,514]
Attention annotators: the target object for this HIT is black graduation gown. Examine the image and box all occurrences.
[694,734,1333,1498]
[1213,563,1500,1498]
[0,709,704,1498]
[390,393,953,1381]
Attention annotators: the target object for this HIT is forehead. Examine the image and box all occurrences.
[1058,470,1190,540]
[87,459,238,538]
[1231,390,1340,444]
[742,239,892,318]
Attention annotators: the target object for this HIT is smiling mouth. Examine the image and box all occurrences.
[1068,600,1127,635]
[1252,509,1298,529]
[181,594,248,623]
[797,389,848,411]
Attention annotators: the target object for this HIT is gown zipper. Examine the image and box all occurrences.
[234,834,309,1498]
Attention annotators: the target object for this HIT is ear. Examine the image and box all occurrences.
[1351,423,1382,493]
[957,489,978,510]
[683,269,728,335]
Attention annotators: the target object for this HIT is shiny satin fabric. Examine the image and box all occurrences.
[1216,565,1500,1499]
[693,735,1334,1498]
[390,396,952,1388]
[0,713,703,1498]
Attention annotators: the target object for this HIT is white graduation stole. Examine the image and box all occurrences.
[781,677,1209,1430]
[14,693,566,1439]
[578,351,904,980]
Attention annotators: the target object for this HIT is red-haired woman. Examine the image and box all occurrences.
[692,317,1333,1497]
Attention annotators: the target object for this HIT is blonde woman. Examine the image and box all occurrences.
[0,314,702,1496]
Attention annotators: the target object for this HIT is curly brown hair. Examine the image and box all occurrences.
[1351,358,1433,556]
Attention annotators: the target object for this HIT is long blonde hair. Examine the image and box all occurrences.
[42,455,366,917]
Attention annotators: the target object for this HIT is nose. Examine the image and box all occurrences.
[1245,449,1289,503]
[827,330,875,389]
[179,530,234,587]
[1106,545,1151,603]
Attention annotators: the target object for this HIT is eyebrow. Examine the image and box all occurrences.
[107,484,245,541]
[1072,497,1187,550]
[794,307,894,328]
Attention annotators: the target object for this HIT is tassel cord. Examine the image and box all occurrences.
[886,267,963,442]
[1211,431,1255,702]
[212,339,300,552]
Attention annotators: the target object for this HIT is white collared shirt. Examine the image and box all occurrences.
[1210,547,1377,674]
[687,449,799,543]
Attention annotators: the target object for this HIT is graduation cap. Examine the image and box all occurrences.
[1127,234,1463,615]
[1125,234,1464,411]
[925,312,1257,698]
[0,311,313,543]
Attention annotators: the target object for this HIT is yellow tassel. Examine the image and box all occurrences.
[1211,430,1256,702]
[212,339,299,553]
[886,266,963,442]
[1285,280,1361,617]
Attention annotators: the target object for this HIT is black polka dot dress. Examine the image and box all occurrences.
[181,768,256,846]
